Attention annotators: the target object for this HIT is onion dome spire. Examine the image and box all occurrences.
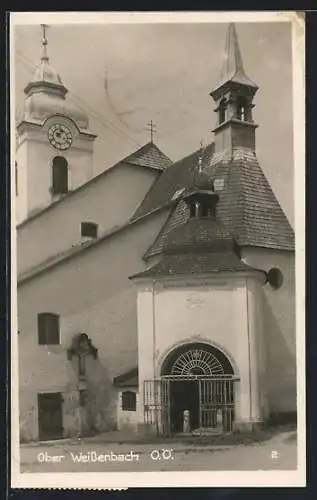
[24,24,67,98]
[19,25,90,131]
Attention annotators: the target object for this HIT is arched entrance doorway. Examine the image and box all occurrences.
[160,343,236,434]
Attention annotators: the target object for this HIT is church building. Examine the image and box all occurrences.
[16,23,296,442]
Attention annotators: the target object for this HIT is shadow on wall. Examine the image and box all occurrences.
[64,354,117,435]
[62,353,117,438]
[85,355,117,432]
[261,292,296,414]
[63,333,118,435]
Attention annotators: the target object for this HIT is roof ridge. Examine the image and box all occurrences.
[123,141,172,170]
[143,204,184,259]
[172,142,215,168]
[131,142,215,221]
[123,141,154,160]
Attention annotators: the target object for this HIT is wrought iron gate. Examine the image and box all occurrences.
[144,376,237,435]
[144,378,170,435]
[199,377,235,431]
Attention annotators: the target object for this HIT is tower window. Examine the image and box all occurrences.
[81,222,98,239]
[189,201,211,218]
[189,202,196,218]
[121,391,136,411]
[52,156,68,195]
[38,313,60,345]
[189,200,201,218]
[200,204,209,218]
[236,98,248,121]
[219,99,226,124]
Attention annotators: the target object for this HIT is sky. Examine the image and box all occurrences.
[13,20,294,224]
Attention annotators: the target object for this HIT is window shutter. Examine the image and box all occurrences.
[38,314,46,345]
[38,313,60,345]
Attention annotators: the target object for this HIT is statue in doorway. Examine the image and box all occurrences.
[216,409,223,431]
[183,409,191,433]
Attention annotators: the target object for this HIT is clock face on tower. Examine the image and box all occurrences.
[48,123,73,150]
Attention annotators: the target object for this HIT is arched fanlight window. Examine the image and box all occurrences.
[161,342,234,377]
[52,156,68,195]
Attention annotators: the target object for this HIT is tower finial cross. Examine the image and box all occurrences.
[198,140,204,172]
[40,24,49,61]
[146,120,156,143]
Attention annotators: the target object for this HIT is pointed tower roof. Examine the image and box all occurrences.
[210,23,258,100]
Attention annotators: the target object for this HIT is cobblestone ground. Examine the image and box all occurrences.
[17,431,297,473]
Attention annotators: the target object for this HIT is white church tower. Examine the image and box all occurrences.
[15,25,97,224]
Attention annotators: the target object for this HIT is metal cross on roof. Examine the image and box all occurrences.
[198,140,205,172]
[146,120,157,143]
[40,24,49,61]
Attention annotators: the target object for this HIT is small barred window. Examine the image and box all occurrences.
[81,222,98,239]
[121,391,136,411]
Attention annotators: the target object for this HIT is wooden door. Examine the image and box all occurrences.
[38,392,63,440]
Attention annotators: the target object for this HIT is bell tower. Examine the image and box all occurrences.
[210,23,259,155]
[15,25,97,224]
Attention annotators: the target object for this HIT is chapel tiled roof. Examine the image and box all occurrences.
[208,148,295,250]
[131,210,266,279]
[123,141,172,171]
[137,145,294,257]
[130,251,264,279]
[164,217,233,254]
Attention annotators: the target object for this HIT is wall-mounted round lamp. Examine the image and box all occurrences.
[266,267,284,290]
